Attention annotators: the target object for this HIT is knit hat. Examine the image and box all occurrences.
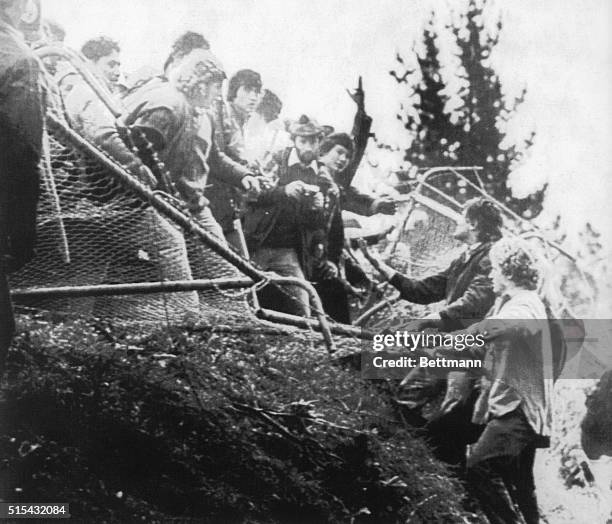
[168,48,226,99]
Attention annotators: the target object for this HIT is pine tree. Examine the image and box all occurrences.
[392,15,459,168]
[390,15,468,200]
[391,0,546,217]
[451,0,544,217]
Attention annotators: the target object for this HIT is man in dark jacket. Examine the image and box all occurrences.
[361,197,504,470]
[363,198,503,331]
[244,115,332,317]
[0,0,44,376]
[316,129,397,323]
[312,79,397,323]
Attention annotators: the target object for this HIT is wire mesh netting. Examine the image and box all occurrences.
[355,200,462,331]
[387,197,463,278]
[11,116,261,328]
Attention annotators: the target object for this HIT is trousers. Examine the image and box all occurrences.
[315,278,350,323]
[191,206,226,243]
[251,247,310,317]
[466,410,540,524]
[422,384,481,474]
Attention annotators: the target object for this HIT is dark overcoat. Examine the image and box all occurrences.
[0,19,44,373]
[389,242,496,330]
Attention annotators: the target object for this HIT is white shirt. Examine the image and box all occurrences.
[474,289,554,437]
[243,114,291,165]
[288,148,317,171]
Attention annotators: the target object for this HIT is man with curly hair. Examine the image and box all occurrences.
[80,36,121,91]
[363,197,503,331]
[433,237,553,524]
[59,36,121,96]
[59,36,122,135]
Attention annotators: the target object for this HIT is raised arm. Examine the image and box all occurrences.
[341,76,373,189]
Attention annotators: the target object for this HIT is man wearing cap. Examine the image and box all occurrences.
[306,81,398,322]
[315,132,369,322]
[244,115,333,317]
[312,127,399,323]
[1,0,45,376]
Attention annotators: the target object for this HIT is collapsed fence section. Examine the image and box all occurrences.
[352,166,596,329]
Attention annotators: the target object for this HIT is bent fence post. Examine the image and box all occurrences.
[11,279,360,347]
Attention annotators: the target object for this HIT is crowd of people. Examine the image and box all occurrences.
[37,22,399,323]
[0,2,602,524]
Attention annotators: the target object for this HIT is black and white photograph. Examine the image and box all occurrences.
[1,0,611,522]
